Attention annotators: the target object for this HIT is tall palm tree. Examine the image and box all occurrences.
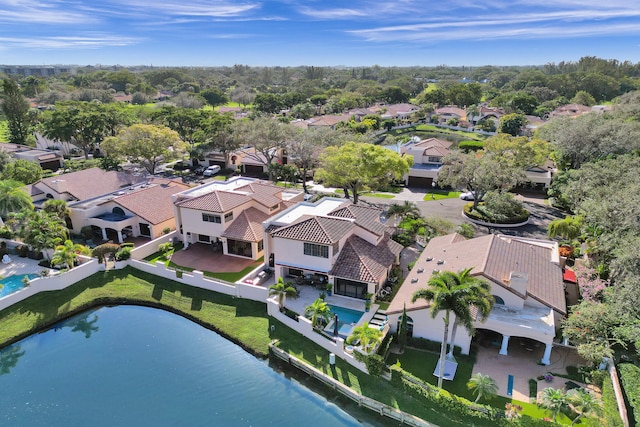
[0,180,33,220]
[568,388,602,426]
[304,298,332,329]
[42,199,71,224]
[268,277,297,310]
[411,268,493,388]
[541,387,568,422]
[347,323,382,352]
[467,373,498,403]
[16,210,68,260]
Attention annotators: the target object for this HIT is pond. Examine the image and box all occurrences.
[0,306,375,426]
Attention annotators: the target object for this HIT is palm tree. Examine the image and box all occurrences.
[42,199,71,224]
[51,239,89,270]
[0,180,33,220]
[268,277,297,310]
[568,388,602,426]
[547,215,582,241]
[467,373,498,403]
[541,387,568,422]
[304,298,332,329]
[16,210,68,260]
[387,201,421,225]
[347,323,382,352]
[411,268,493,388]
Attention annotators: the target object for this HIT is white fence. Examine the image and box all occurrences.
[128,259,268,303]
[130,231,178,260]
[0,256,102,311]
[266,297,367,372]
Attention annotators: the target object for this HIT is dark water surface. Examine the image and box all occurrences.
[0,306,376,426]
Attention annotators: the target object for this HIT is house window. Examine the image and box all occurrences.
[427,156,441,163]
[198,234,211,243]
[304,243,329,258]
[139,223,151,237]
[493,295,505,305]
[202,213,221,223]
[257,240,264,252]
[224,212,234,222]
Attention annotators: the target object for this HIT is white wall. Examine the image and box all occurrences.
[0,257,102,311]
[130,231,178,260]
[491,282,525,309]
[388,309,472,355]
[272,237,331,275]
[266,298,367,372]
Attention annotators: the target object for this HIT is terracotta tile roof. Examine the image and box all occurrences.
[388,233,566,315]
[175,190,251,212]
[329,235,403,283]
[221,207,269,242]
[413,138,453,149]
[328,203,388,236]
[111,182,189,225]
[234,181,283,208]
[271,215,354,244]
[38,168,147,201]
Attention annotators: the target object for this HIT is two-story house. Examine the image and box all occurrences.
[264,198,402,299]
[173,177,303,260]
[402,138,453,188]
[387,233,567,365]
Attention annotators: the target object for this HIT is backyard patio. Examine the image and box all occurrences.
[169,243,262,275]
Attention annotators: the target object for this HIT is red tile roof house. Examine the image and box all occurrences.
[263,198,402,300]
[172,177,304,260]
[386,233,567,365]
[28,167,189,243]
[401,138,453,188]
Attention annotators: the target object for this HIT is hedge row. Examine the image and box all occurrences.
[463,203,530,225]
[389,366,551,426]
[458,140,485,151]
[601,373,624,427]
[618,363,640,426]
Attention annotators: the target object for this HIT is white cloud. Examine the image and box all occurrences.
[297,7,368,19]
[0,0,93,24]
[0,34,141,49]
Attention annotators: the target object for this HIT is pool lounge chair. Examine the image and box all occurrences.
[1,254,11,264]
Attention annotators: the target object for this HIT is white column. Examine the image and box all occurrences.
[541,343,553,365]
[101,228,107,241]
[499,335,510,356]
[117,230,123,244]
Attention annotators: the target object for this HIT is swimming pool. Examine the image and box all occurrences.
[325,305,364,339]
[0,274,38,298]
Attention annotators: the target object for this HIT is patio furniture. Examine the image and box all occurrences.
[565,381,581,390]
[2,254,11,264]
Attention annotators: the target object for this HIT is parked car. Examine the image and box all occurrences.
[459,191,476,201]
[203,165,221,177]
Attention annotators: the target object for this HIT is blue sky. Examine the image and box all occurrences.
[2,0,640,67]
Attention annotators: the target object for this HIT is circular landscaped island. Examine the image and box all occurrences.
[462,192,530,228]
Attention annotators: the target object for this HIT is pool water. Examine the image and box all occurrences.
[326,305,364,338]
[0,274,37,298]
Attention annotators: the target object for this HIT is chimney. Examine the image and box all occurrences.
[508,272,528,296]
[49,179,68,194]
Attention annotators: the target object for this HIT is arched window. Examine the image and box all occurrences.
[397,315,414,338]
[46,193,54,199]
[493,295,505,305]
[112,207,125,216]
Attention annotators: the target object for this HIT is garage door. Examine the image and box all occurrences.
[244,164,265,177]
[407,176,433,188]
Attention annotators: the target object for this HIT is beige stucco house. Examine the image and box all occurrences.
[387,233,567,365]
[172,177,303,260]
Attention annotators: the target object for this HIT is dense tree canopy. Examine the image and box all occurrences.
[315,142,412,204]
[1,78,35,145]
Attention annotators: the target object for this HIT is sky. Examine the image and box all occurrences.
[2,0,640,67]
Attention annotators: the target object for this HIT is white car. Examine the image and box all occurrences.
[203,165,221,177]
[459,191,476,201]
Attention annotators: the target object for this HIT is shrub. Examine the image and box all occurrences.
[528,379,537,401]
[16,244,28,257]
[364,353,385,377]
[618,363,640,425]
[458,140,485,152]
[92,243,120,262]
[463,195,530,224]
[392,232,414,247]
[80,225,94,241]
[119,242,135,249]
[162,227,171,235]
[601,373,623,426]
[115,247,132,261]
[0,226,13,239]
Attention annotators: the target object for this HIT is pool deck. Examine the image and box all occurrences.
[0,257,53,279]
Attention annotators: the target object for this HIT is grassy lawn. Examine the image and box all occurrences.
[423,190,461,201]
[271,325,472,427]
[387,347,575,424]
[275,181,303,189]
[364,193,395,199]
[0,267,272,355]
[386,124,486,142]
